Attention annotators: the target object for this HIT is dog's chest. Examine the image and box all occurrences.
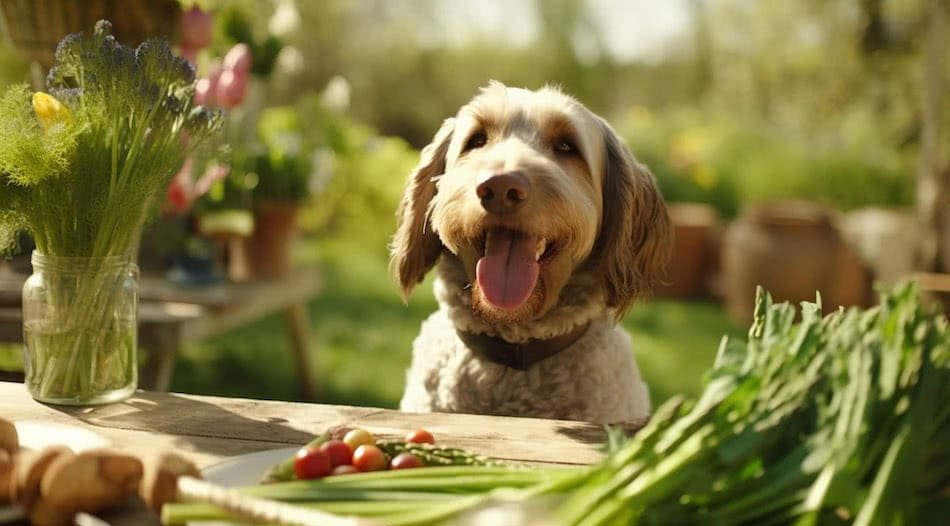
[405,309,650,422]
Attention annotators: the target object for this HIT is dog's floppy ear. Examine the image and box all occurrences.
[595,118,672,316]
[390,117,455,300]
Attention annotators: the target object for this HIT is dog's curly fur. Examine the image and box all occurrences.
[391,82,671,423]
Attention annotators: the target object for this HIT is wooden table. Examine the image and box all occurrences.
[0,269,321,399]
[0,381,628,525]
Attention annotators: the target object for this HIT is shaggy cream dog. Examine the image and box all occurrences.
[391,82,671,424]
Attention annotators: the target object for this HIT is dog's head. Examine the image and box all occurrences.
[391,81,671,324]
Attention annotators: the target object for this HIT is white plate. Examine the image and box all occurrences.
[187,448,297,526]
[202,447,297,487]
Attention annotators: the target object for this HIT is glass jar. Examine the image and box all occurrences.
[22,252,138,405]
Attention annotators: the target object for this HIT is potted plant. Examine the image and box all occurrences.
[241,139,313,278]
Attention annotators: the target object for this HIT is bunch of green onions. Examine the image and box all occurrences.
[0,21,221,401]
[163,283,949,525]
[0,20,220,257]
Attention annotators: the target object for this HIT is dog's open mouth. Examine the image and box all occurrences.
[474,228,557,310]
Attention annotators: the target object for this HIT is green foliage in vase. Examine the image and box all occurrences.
[0,20,222,257]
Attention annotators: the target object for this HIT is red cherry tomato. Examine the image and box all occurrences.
[351,445,387,472]
[293,447,331,480]
[389,453,423,470]
[405,429,435,444]
[331,464,360,476]
[319,440,353,467]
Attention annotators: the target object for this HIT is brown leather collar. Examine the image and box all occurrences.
[457,322,591,370]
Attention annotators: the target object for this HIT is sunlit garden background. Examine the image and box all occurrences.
[1,0,947,408]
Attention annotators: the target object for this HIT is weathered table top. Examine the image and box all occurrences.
[1,381,630,523]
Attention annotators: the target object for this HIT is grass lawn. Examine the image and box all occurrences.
[0,236,744,409]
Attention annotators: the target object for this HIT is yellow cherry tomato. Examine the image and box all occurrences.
[342,428,375,451]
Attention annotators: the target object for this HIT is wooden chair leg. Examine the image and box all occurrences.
[139,329,179,392]
[284,303,317,400]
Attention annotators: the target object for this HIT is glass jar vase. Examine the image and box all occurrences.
[22,252,138,405]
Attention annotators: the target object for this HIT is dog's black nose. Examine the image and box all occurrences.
[476,171,530,215]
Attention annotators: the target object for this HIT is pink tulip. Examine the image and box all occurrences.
[194,78,212,105]
[195,163,230,196]
[180,5,213,50]
[194,62,223,106]
[223,44,252,76]
[216,68,248,108]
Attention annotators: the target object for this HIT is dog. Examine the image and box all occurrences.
[391,82,671,423]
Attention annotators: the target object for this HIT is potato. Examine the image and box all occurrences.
[0,449,13,504]
[27,498,74,526]
[139,451,201,512]
[9,446,72,509]
[0,417,16,455]
[41,448,143,513]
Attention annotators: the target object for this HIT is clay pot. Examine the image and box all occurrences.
[0,0,180,67]
[247,201,299,279]
[839,207,917,286]
[722,201,870,323]
[656,203,720,299]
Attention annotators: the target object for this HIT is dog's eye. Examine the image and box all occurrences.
[554,138,577,155]
[463,132,487,152]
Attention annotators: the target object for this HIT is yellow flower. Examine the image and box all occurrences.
[32,92,71,130]
[691,164,718,189]
[669,127,714,171]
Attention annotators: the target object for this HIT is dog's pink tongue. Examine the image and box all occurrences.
[476,231,540,310]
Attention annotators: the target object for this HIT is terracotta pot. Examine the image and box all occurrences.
[839,207,917,286]
[0,0,180,67]
[656,203,720,299]
[248,202,299,279]
[722,201,870,323]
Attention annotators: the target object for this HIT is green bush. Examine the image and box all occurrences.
[619,108,914,218]
[290,96,419,250]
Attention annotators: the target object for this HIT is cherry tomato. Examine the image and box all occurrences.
[343,429,376,451]
[405,429,435,444]
[319,440,353,467]
[351,445,387,472]
[389,453,424,470]
[331,464,360,476]
[293,447,331,479]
